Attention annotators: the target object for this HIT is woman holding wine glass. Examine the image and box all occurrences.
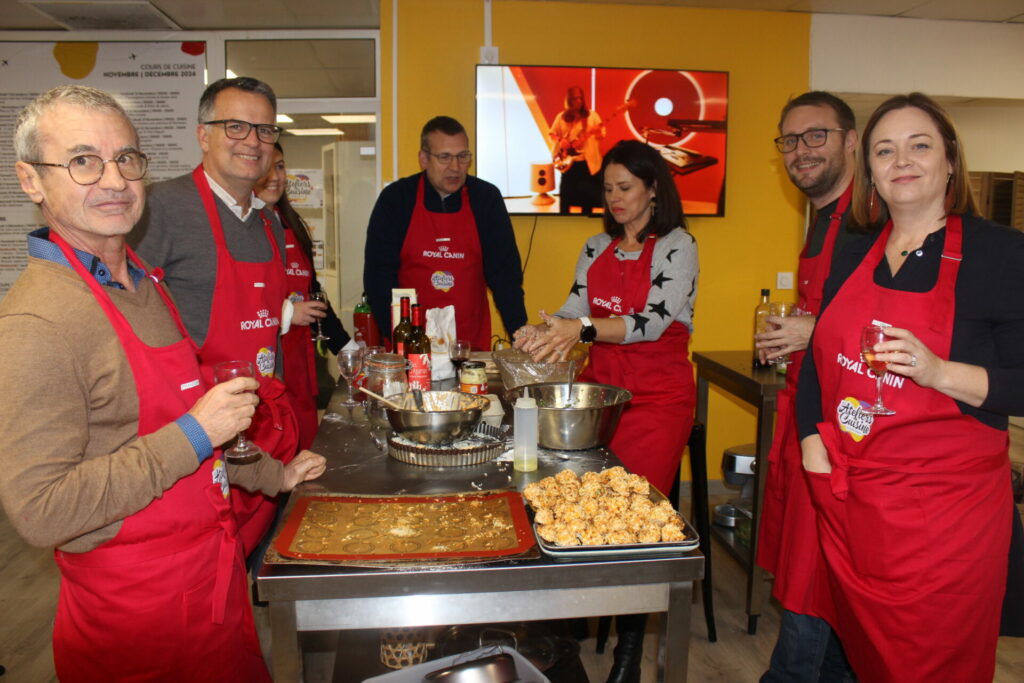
[255,143,350,449]
[796,93,1024,682]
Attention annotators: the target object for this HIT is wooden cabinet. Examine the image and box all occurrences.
[969,171,1024,230]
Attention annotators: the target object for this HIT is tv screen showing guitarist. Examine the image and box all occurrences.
[550,88,636,215]
[549,86,605,215]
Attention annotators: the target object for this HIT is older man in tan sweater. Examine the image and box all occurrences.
[0,85,325,682]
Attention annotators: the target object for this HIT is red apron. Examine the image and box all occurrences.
[280,222,319,451]
[757,184,851,619]
[49,232,269,682]
[807,215,1010,683]
[579,235,695,494]
[399,176,490,350]
[192,166,299,556]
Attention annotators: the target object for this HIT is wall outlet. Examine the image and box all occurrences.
[776,271,794,290]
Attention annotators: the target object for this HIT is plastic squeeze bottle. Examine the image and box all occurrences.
[513,396,539,472]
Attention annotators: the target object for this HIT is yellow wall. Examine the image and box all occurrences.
[382,0,811,479]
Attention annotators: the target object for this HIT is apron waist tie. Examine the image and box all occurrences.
[817,420,1007,501]
[211,527,241,624]
[258,379,285,431]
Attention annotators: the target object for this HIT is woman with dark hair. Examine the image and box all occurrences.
[797,93,1024,682]
[515,139,698,682]
[256,143,349,450]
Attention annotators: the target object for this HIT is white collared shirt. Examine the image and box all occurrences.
[204,171,265,221]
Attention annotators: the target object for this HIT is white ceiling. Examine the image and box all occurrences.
[1,0,1022,31]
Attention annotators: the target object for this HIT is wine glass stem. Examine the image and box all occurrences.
[875,374,885,408]
[236,429,249,450]
[348,379,356,402]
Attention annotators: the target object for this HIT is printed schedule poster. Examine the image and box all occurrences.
[0,41,207,298]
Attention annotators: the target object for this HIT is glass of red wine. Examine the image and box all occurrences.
[212,360,263,464]
[450,339,471,373]
[859,325,896,416]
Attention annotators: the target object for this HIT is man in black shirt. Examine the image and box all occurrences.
[362,116,526,348]
[757,92,857,683]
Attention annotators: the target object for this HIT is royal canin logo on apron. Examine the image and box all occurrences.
[286,261,310,278]
[239,307,280,331]
[591,294,624,314]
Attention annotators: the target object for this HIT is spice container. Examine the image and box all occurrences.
[459,360,488,394]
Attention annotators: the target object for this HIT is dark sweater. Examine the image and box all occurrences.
[362,172,527,340]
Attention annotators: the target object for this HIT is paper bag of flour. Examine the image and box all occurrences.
[426,305,457,380]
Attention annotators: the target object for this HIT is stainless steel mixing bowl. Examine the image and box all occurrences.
[504,382,632,450]
[384,391,489,445]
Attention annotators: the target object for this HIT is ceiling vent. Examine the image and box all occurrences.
[21,1,182,30]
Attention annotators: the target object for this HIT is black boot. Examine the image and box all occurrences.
[606,614,646,683]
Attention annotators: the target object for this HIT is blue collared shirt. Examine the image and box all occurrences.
[28,228,214,462]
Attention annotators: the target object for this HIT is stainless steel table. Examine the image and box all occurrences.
[256,384,704,682]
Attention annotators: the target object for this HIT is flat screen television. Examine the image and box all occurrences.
[476,64,728,217]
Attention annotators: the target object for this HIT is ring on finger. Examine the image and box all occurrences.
[909,354,918,367]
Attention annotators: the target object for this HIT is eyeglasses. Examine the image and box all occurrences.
[203,119,282,144]
[424,150,473,166]
[774,128,846,153]
[27,152,149,185]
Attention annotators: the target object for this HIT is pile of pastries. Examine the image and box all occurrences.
[522,467,687,547]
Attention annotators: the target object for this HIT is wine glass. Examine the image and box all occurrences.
[450,339,471,373]
[767,302,795,365]
[212,360,263,464]
[310,291,330,342]
[859,325,896,416]
[323,347,364,422]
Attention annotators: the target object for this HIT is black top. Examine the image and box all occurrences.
[798,213,1024,437]
[804,192,858,262]
[362,172,527,340]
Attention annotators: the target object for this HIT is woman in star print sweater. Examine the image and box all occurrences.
[515,139,699,494]
[514,140,698,683]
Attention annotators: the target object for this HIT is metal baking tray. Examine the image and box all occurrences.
[530,487,700,559]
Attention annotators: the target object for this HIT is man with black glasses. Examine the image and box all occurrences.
[756,91,858,682]
[131,77,315,557]
[363,115,526,350]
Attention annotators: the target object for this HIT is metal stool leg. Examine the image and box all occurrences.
[685,421,716,642]
[595,615,612,653]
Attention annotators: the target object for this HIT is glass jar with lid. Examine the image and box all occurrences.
[364,352,408,427]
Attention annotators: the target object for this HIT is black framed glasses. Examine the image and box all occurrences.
[774,128,846,153]
[203,119,282,144]
[27,152,149,185]
[424,150,473,166]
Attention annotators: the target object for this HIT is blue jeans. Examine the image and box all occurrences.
[760,610,856,683]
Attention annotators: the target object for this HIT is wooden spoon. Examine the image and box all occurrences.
[358,386,406,410]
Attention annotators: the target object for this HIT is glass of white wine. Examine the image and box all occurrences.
[859,324,896,416]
